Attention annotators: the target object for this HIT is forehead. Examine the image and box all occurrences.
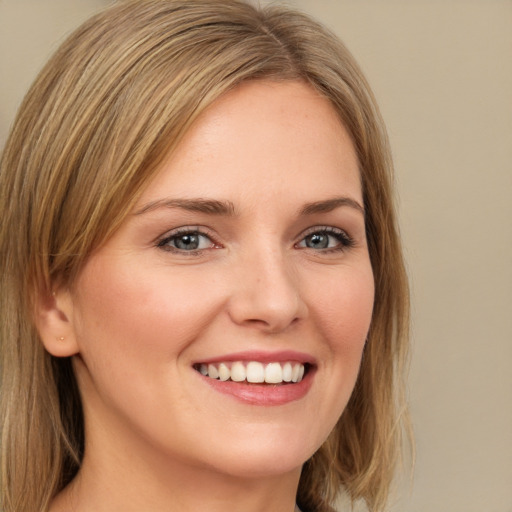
[137,80,361,208]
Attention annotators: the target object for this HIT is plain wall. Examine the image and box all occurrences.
[1,1,511,511]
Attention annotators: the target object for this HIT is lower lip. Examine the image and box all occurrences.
[198,369,315,406]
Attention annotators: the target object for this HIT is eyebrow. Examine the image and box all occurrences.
[134,196,364,217]
[134,198,236,216]
[299,197,365,216]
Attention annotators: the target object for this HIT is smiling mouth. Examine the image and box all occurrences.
[193,361,309,384]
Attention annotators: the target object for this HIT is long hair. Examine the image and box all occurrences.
[0,1,409,511]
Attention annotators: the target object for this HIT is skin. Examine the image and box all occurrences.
[42,80,374,512]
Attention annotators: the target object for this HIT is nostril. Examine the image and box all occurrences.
[240,315,302,334]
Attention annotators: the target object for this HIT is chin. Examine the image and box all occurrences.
[209,452,306,480]
[197,426,323,479]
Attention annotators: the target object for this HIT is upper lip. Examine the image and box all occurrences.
[194,350,316,366]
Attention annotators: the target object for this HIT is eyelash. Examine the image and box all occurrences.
[295,226,355,254]
[157,227,219,255]
[156,226,354,255]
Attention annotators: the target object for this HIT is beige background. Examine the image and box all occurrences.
[1,1,511,511]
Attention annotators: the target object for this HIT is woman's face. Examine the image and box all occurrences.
[65,80,374,479]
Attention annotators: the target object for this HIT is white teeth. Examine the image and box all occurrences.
[208,364,219,379]
[282,362,292,382]
[218,363,230,381]
[264,362,283,384]
[230,361,246,382]
[291,363,301,383]
[246,362,265,383]
[198,361,307,384]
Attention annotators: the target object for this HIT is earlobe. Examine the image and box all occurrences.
[34,288,79,357]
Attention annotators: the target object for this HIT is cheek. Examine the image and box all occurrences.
[71,256,225,365]
[295,263,374,448]
[308,264,374,362]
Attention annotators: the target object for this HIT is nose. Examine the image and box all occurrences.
[226,247,307,333]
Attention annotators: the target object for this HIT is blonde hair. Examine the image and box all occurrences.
[0,1,409,511]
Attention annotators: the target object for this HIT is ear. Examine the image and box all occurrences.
[34,287,80,357]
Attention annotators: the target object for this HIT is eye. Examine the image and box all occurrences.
[157,229,217,253]
[296,227,354,252]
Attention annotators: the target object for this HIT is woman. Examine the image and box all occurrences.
[0,1,409,511]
